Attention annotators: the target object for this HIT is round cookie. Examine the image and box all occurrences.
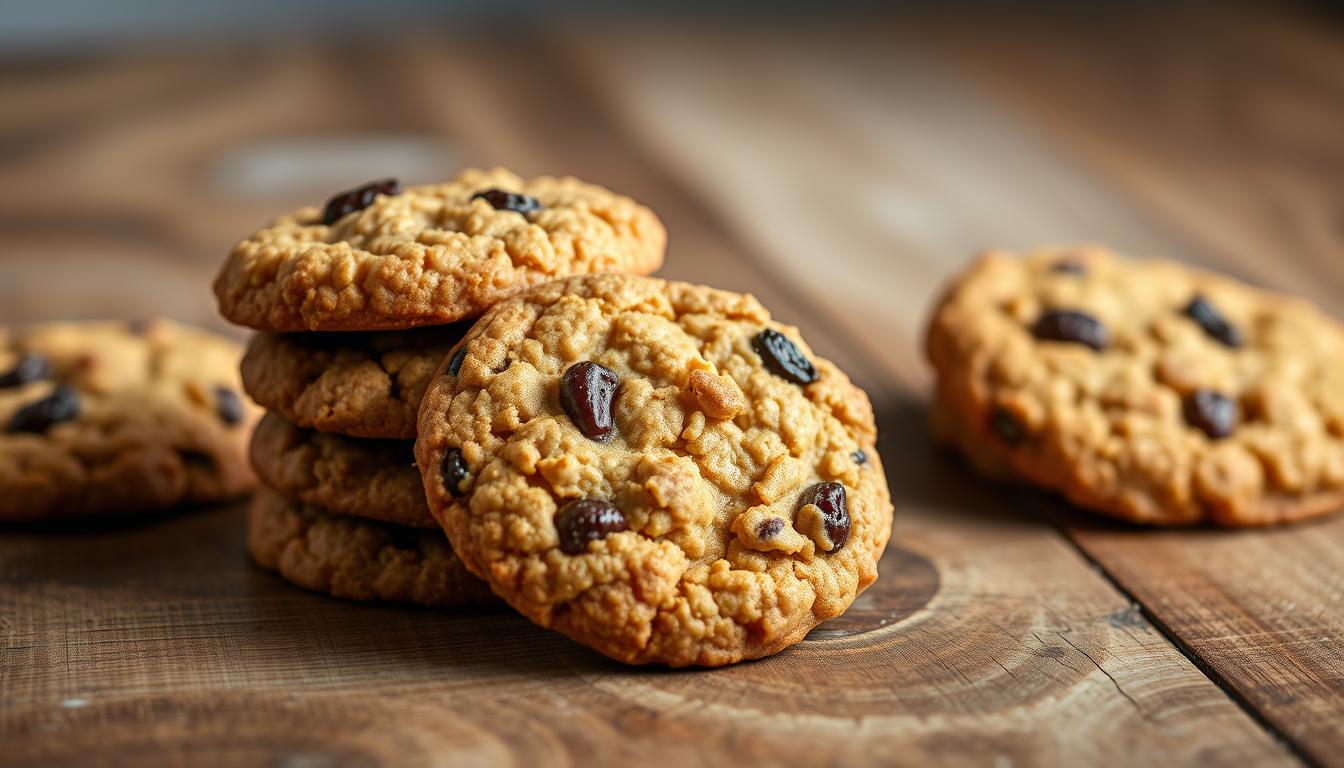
[415,275,892,666]
[241,325,466,439]
[0,319,259,521]
[926,246,1344,527]
[246,488,495,608]
[250,412,432,528]
[215,168,667,332]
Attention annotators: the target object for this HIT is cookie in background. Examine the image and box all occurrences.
[0,319,259,522]
[926,246,1344,527]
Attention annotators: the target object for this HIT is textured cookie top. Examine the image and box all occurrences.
[215,168,667,331]
[0,319,259,520]
[416,275,892,666]
[250,412,432,528]
[926,246,1344,526]
[241,325,466,440]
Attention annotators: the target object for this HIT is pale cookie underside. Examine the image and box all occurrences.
[215,168,667,331]
[926,246,1344,527]
[416,275,893,666]
[246,487,495,608]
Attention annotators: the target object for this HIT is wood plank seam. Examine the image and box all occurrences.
[1049,519,1317,768]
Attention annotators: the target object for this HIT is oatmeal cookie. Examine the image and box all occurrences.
[247,487,494,608]
[249,412,432,528]
[215,168,666,331]
[926,246,1344,526]
[241,325,466,440]
[0,319,258,521]
[415,275,892,666]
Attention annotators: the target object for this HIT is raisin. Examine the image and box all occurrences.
[214,386,244,426]
[799,482,850,552]
[1050,259,1087,275]
[1031,310,1108,351]
[446,345,467,377]
[441,448,469,497]
[560,361,619,441]
[555,499,628,554]
[1184,389,1237,439]
[321,178,400,225]
[755,517,784,539]
[9,385,80,433]
[1185,295,1243,348]
[752,330,818,385]
[989,407,1026,445]
[471,188,543,215]
[852,448,868,465]
[0,354,52,389]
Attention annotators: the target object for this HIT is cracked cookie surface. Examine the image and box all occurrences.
[242,325,466,439]
[926,246,1344,526]
[0,319,259,520]
[250,412,432,528]
[415,275,892,666]
[215,168,666,331]
[247,487,494,608]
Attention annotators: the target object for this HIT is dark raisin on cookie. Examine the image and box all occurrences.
[446,346,467,377]
[556,499,628,554]
[755,517,784,539]
[471,188,543,215]
[560,361,620,441]
[214,386,245,426]
[1184,389,1238,439]
[0,354,52,389]
[441,448,470,497]
[752,330,818,385]
[9,385,80,433]
[989,407,1027,445]
[1050,259,1087,275]
[852,448,868,465]
[321,178,400,225]
[1031,309,1108,351]
[1184,295,1243,348]
[799,482,850,552]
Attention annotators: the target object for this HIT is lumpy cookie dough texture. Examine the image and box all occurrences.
[250,412,432,528]
[416,275,892,666]
[247,488,494,608]
[926,246,1344,526]
[0,319,259,520]
[215,168,667,331]
[241,325,466,440]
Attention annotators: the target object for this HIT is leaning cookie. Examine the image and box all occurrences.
[249,412,433,529]
[241,325,466,440]
[926,246,1344,526]
[215,168,667,332]
[246,488,495,608]
[0,319,259,521]
[415,275,892,666]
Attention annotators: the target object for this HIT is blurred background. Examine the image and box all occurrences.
[2,1,1341,395]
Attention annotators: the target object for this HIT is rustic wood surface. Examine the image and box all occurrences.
[2,5,1341,766]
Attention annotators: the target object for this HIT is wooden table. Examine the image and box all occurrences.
[3,6,1342,766]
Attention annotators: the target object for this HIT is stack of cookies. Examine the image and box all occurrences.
[214,167,895,667]
[214,168,667,608]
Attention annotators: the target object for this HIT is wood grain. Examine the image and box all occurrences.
[0,425,1293,766]
[920,7,1344,762]
[563,9,1344,765]
[1,7,1340,765]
